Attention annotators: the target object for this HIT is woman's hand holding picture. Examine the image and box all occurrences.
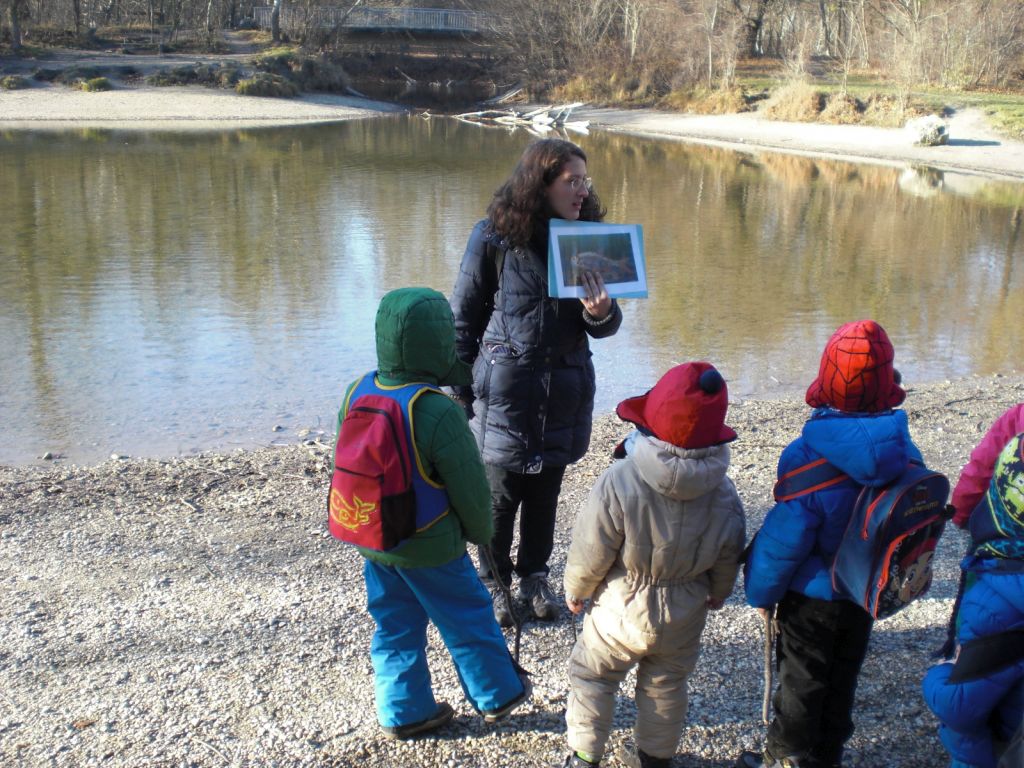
[580,271,611,320]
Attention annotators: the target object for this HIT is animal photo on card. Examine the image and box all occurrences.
[557,233,638,286]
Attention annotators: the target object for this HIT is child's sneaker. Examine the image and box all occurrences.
[485,579,514,628]
[381,702,454,740]
[561,752,599,766]
[735,750,807,768]
[481,674,532,723]
[520,572,559,620]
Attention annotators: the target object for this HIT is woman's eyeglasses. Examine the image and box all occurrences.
[567,176,593,192]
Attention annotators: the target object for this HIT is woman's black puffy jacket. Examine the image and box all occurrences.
[450,220,622,474]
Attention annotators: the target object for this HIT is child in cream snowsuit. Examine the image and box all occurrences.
[561,362,747,768]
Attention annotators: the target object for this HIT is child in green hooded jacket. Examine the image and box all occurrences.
[332,287,529,739]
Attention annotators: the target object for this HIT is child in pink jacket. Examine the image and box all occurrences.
[939,403,1024,660]
[951,404,1024,528]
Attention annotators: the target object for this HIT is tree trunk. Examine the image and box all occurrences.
[819,0,833,56]
[10,0,22,52]
[271,0,281,42]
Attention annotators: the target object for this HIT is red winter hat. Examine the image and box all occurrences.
[806,320,906,413]
[616,362,737,449]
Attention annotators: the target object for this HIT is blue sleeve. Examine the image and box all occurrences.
[744,440,822,607]
[744,498,820,607]
[923,575,1024,756]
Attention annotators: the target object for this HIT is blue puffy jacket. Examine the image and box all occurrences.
[923,566,1024,768]
[744,408,923,608]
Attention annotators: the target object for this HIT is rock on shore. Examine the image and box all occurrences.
[1,374,1021,767]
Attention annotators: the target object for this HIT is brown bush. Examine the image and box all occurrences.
[820,93,863,124]
[760,81,826,121]
[688,86,751,114]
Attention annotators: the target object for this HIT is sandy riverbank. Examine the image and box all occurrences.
[1,374,1021,767]
[3,79,1024,180]
[0,83,404,130]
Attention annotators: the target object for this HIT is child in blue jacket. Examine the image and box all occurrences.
[923,433,1024,768]
[738,320,923,768]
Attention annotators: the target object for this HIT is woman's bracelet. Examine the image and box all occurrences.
[582,306,615,326]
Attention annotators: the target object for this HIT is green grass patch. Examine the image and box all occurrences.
[54,65,105,85]
[249,50,349,93]
[80,77,113,92]
[146,62,242,88]
[235,72,298,98]
[988,105,1024,140]
[1,75,31,90]
[252,47,300,72]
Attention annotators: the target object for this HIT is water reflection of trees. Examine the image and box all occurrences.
[1,119,1022,456]
[580,132,1023,384]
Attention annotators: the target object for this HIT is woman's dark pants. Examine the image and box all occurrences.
[478,464,566,585]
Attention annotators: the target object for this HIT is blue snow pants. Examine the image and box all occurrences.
[363,552,524,728]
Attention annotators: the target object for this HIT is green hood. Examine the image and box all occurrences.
[375,287,471,386]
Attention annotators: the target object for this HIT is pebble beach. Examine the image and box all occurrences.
[2,373,1022,767]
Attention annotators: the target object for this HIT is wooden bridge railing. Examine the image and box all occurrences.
[252,5,503,35]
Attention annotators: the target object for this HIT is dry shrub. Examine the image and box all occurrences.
[290,56,348,92]
[252,50,348,93]
[551,69,658,106]
[658,88,696,111]
[761,81,826,121]
[820,93,863,124]
[689,86,750,114]
[860,93,928,127]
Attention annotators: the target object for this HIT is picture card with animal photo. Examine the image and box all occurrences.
[547,220,647,299]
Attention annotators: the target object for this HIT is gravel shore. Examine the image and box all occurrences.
[2,373,1022,768]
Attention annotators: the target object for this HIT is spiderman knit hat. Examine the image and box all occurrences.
[806,319,905,413]
[616,362,737,449]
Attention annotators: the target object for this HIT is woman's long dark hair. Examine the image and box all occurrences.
[487,138,606,248]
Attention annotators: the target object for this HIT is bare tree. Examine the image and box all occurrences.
[731,0,773,56]
[7,0,25,50]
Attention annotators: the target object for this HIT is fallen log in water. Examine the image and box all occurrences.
[454,103,589,133]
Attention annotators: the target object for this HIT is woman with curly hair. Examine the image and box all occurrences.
[450,138,623,626]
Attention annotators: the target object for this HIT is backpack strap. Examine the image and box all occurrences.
[773,457,928,503]
[774,457,850,502]
[947,628,1024,683]
[340,372,373,419]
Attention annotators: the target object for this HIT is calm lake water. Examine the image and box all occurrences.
[1,116,1022,465]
